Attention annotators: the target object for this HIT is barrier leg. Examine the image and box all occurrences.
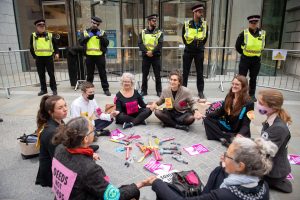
[219,81,224,92]
[5,88,10,99]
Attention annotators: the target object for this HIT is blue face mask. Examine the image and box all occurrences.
[257,102,273,115]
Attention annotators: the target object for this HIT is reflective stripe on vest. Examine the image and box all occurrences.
[32,32,53,56]
[84,30,105,55]
[184,20,207,44]
[142,29,162,51]
[242,29,266,57]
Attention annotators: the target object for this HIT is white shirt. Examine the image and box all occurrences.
[70,95,111,124]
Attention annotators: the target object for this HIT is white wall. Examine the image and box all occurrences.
[0,0,19,51]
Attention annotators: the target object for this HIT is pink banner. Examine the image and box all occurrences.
[288,154,300,165]
[184,144,209,156]
[144,158,172,175]
[125,101,139,115]
[52,158,77,200]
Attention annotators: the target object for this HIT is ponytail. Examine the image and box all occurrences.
[278,108,292,125]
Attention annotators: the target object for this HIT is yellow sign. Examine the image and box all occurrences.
[165,98,173,109]
[272,49,287,61]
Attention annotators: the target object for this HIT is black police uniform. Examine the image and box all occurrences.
[182,5,208,98]
[79,17,110,94]
[138,14,163,96]
[235,15,264,98]
[30,20,58,95]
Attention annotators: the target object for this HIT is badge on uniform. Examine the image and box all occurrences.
[246,110,255,120]
[261,131,269,140]
[165,98,173,109]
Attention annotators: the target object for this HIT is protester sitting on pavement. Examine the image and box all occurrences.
[258,89,293,193]
[70,81,119,136]
[144,137,277,200]
[203,75,254,146]
[35,95,68,187]
[52,117,150,199]
[147,70,202,132]
[115,72,152,129]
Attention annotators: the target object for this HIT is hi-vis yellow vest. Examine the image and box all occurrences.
[184,20,207,44]
[83,30,105,55]
[32,32,53,56]
[242,29,266,57]
[142,29,162,51]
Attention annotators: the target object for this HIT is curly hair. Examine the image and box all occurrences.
[169,69,183,85]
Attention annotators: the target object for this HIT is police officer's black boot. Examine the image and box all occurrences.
[104,90,111,96]
[140,91,148,96]
[198,92,206,99]
[38,90,47,96]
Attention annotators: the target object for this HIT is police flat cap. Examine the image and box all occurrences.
[91,16,102,23]
[34,19,45,25]
[191,4,205,12]
[247,15,260,22]
[146,14,158,20]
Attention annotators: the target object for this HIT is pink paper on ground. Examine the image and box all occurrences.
[144,158,172,175]
[183,143,209,156]
[288,154,300,165]
[286,173,294,180]
[110,128,125,140]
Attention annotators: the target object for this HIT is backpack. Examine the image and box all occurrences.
[205,100,224,115]
[168,170,203,197]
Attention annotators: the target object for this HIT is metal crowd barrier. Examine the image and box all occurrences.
[0,47,300,98]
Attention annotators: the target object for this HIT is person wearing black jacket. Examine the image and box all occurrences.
[52,117,149,199]
[182,4,208,99]
[235,15,266,102]
[138,14,163,97]
[203,75,254,146]
[30,19,59,96]
[143,137,277,200]
[35,95,67,187]
[79,16,111,96]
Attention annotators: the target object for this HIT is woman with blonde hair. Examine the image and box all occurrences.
[257,89,292,193]
[115,72,152,129]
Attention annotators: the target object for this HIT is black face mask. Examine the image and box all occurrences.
[87,94,94,100]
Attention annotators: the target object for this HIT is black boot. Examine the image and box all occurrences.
[175,124,189,132]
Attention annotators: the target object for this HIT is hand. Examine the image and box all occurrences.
[146,51,153,57]
[194,110,204,120]
[88,32,94,37]
[96,31,102,37]
[54,54,59,60]
[93,153,100,160]
[147,103,157,111]
[110,110,120,118]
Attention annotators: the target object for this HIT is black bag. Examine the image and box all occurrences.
[168,170,203,197]
[17,133,39,159]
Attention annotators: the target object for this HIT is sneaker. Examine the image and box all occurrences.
[52,90,57,95]
[220,138,230,147]
[38,90,47,96]
[198,92,206,99]
[141,120,147,125]
[123,122,134,129]
[140,91,148,96]
[95,129,111,137]
[104,90,111,96]
[157,92,161,97]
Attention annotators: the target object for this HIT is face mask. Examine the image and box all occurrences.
[87,94,94,100]
[257,102,273,115]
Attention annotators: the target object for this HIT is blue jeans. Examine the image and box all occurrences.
[94,119,113,131]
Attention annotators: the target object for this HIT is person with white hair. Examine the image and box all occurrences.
[115,72,152,129]
[143,137,278,200]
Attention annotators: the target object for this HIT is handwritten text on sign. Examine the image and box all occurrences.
[52,158,77,200]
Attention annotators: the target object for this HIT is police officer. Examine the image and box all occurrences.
[182,4,208,99]
[80,16,111,96]
[235,15,266,102]
[138,14,163,97]
[30,19,59,96]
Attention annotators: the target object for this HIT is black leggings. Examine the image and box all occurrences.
[116,108,152,125]
[154,109,195,127]
[203,117,235,141]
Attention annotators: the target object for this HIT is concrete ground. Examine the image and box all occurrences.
[0,79,299,200]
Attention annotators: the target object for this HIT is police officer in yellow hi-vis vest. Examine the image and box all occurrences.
[236,15,266,102]
[80,16,111,96]
[30,19,59,96]
[138,14,163,97]
[182,4,208,100]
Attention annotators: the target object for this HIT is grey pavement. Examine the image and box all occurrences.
[0,80,300,200]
